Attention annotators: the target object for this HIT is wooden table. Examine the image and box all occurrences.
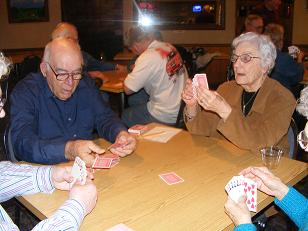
[99,70,126,93]
[89,70,127,114]
[17,128,307,231]
[113,50,136,61]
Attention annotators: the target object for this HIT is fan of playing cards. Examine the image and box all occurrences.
[71,154,120,187]
[288,45,300,59]
[71,157,88,187]
[192,73,209,99]
[225,175,257,212]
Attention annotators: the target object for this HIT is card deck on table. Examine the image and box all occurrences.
[92,153,120,169]
[159,172,184,185]
[128,124,148,135]
[225,175,257,212]
[92,157,113,169]
[192,73,209,99]
[71,157,87,186]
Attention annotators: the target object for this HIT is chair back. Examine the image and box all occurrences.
[175,100,186,129]
[287,118,298,159]
[3,124,18,162]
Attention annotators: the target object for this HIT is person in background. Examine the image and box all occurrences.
[51,22,126,73]
[263,23,304,91]
[121,26,188,127]
[0,51,97,230]
[244,14,264,34]
[224,166,308,231]
[182,32,296,153]
[10,38,136,166]
[252,0,282,26]
[52,22,127,105]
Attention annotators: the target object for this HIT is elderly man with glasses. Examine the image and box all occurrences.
[181,32,296,153]
[10,38,136,166]
[0,51,98,230]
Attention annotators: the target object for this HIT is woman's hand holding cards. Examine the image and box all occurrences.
[182,79,197,106]
[224,166,290,227]
[182,79,199,119]
[224,195,252,226]
[240,167,289,201]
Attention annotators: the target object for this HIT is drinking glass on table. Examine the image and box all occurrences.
[260,146,283,169]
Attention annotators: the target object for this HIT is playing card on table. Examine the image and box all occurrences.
[159,172,184,185]
[92,153,120,169]
[92,157,113,169]
[243,177,257,212]
[192,73,209,99]
[128,124,148,135]
[105,223,134,231]
[71,157,87,186]
[92,152,120,169]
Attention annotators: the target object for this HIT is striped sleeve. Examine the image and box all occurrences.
[32,199,85,231]
[0,205,19,231]
[0,161,54,202]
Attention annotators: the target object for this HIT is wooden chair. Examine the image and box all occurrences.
[287,117,298,159]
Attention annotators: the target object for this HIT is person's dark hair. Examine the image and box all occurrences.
[263,23,284,51]
[126,26,152,47]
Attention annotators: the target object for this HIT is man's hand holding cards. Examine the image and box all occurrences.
[128,124,148,135]
[192,73,209,99]
[225,175,257,212]
[109,131,136,157]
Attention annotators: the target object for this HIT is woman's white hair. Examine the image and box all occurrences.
[232,32,277,74]
[0,52,12,80]
[297,86,308,119]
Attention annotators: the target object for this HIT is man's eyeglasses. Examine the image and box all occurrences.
[46,62,83,81]
[230,54,260,64]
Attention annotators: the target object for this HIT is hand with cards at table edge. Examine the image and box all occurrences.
[51,165,97,216]
[69,177,97,215]
[50,163,98,216]
[51,165,97,215]
[181,78,232,121]
[51,163,94,185]
[224,166,290,227]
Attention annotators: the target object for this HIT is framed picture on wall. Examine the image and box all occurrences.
[7,0,49,23]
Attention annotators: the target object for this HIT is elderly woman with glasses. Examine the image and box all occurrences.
[182,32,296,153]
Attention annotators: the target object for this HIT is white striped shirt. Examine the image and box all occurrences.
[0,161,85,230]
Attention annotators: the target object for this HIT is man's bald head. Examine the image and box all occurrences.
[41,38,83,100]
[43,38,83,64]
[51,22,79,42]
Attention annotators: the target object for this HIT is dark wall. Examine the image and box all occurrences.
[61,0,124,61]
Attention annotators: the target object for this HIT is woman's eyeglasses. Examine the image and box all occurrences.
[231,54,260,64]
